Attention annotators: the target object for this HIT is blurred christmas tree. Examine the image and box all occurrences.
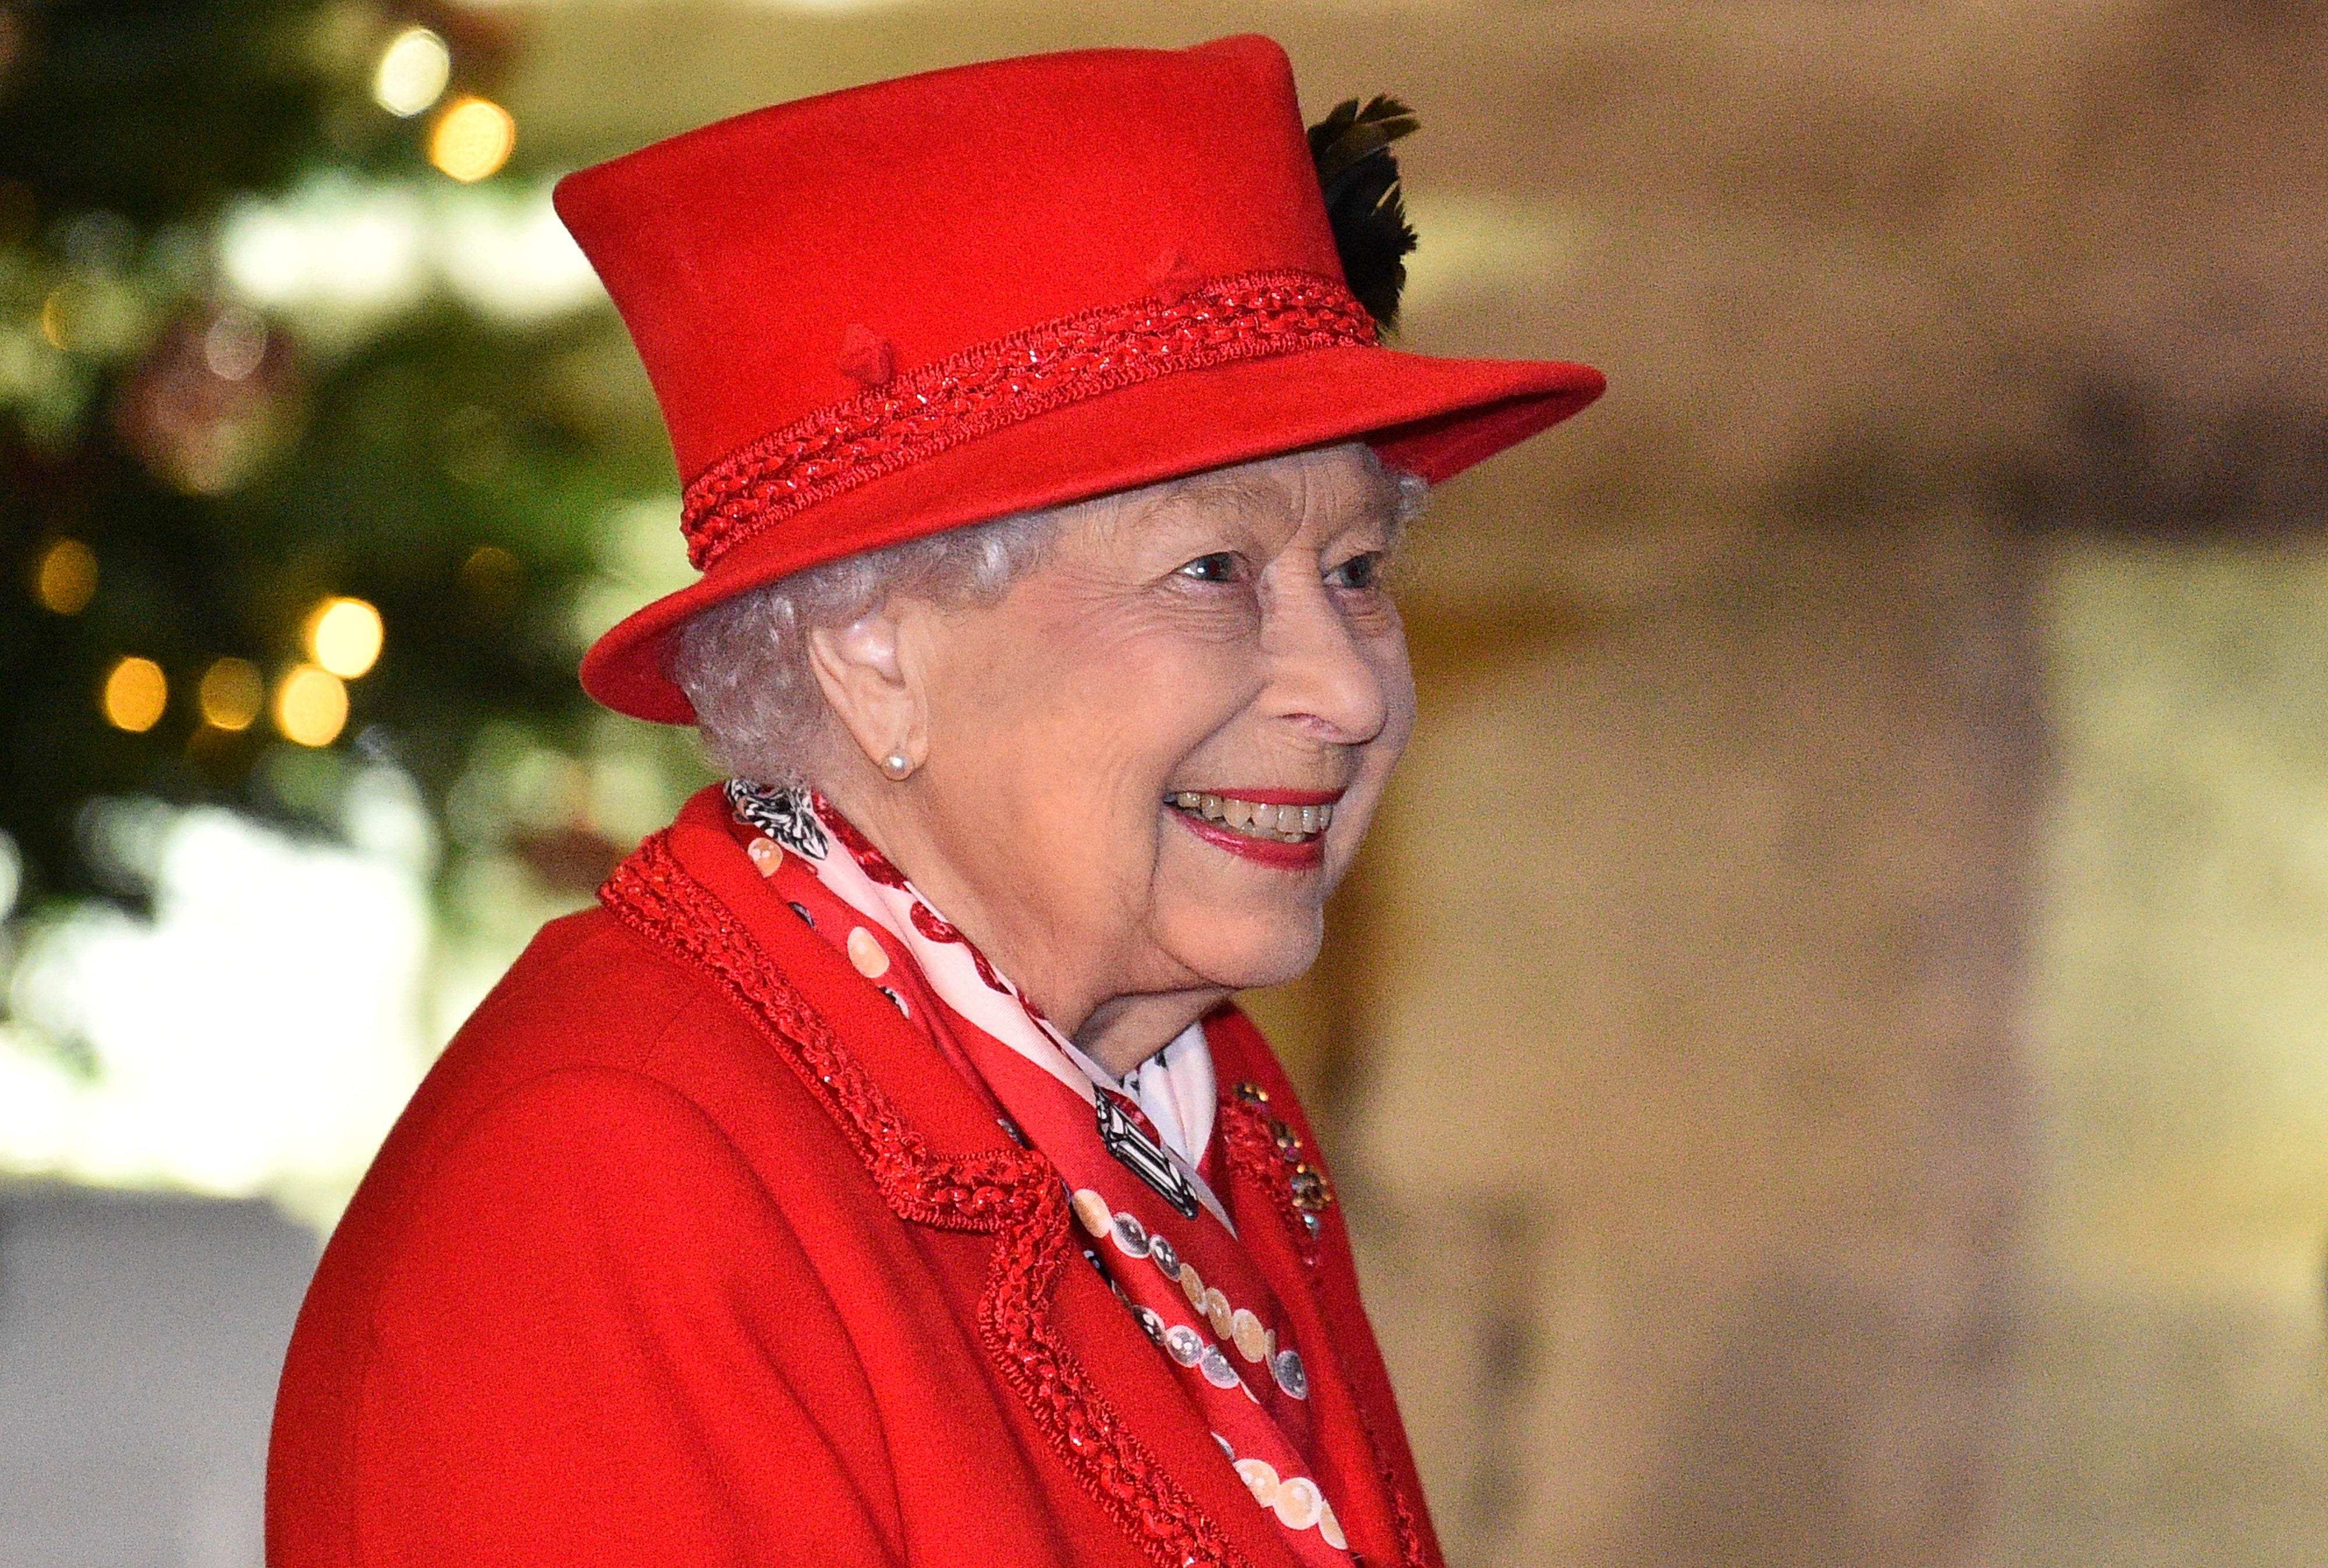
[0,0,694,918]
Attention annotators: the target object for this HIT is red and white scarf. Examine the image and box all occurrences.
[725,780,1357,1563]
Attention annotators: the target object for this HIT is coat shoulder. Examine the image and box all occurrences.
[367,900,849,1229]
[455,902,723,1076]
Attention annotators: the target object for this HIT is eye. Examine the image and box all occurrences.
[1328,551,1386,591]
[1176,552,1244,584]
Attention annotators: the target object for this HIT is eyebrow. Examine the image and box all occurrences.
[1127,456,1410,537]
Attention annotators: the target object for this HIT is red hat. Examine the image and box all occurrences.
[556,34,1603,723]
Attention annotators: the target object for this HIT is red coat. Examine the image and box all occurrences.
[268,790,1444,1567]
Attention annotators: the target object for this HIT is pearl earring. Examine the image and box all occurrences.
[880,750,914,781]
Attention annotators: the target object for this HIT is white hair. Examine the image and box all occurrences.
[669,448,1428,787]
[670,507,1059,786]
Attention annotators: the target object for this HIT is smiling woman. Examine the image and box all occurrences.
[673,446,1426,1074]
[269,35,1599,1568]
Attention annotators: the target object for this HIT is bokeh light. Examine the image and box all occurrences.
[101,658,168,733]
[274,665,349,748]
[37,288,70,350]
[197,658,264,732]
[34,539,98,615]
[372,26,452,118]
[219,175,601,339]
[430,97,516,184]
[0,792,436,1216]
[459,543,521,601]
[35,277,143,356]
[304,597,383,679]
[201,306,268,381]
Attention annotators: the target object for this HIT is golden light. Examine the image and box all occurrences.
[38,288,70,350]
[372,26,451,118]
[34,538,98,614]
[275,665,349,748]
[459,543,521,601]
[304,596,384,679]
[429,97,516,183]
[198,657,265,732]
[102,657,168,733]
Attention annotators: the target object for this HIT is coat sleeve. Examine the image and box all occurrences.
[349,1065,906,1567]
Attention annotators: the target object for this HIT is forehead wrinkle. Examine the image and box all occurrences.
[1124,465,1296,543]
[1284,445,1411,538]
[1077,445,1412,555]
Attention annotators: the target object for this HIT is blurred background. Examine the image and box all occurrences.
[2,2,2325,1565]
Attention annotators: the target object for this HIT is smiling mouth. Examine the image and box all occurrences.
[1164,792,1337,845]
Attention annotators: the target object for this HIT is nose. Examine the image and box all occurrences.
[1258,567,1397,746]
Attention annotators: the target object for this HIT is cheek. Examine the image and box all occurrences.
[934,600,1255,850]
[1030,605,1258,786]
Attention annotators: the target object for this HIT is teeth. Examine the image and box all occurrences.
[1162,792,1336,841]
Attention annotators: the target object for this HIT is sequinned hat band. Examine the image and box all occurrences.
[680,270,1375,573]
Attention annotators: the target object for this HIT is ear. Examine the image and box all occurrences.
[807,602,927,776]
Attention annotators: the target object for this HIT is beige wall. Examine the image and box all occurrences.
[1997,542,2328,1568]
[1255,533,2328,1568]
[1254,507,2038,1568]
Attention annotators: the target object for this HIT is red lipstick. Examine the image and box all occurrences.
[1217,787,1342,807]
[1163,787,1344,870]
[1173,811,1328,868]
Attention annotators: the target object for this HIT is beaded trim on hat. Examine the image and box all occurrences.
[680,269,1378,572]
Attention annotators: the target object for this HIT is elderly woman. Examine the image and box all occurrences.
[268,35,1598,1568]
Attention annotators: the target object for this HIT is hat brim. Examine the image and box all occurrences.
[581,344,1605,723]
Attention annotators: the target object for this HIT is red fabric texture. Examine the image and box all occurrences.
[267,789,1444,1568]
[555,35,1604,724]
[675,271,1377,573]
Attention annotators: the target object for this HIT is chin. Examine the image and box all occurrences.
[1164,902,1326,994]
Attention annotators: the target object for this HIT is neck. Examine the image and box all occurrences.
[811,771,1229,1077]
[1072,989,1228,1078]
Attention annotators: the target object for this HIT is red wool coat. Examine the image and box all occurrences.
[268,790,1444,1568]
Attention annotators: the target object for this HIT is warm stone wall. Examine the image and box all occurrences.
[1253,509,2040,1568]
[1996,541,2328,1568]
[1260,522,2328,1568]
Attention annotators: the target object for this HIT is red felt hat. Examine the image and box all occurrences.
[556,34,1604,723]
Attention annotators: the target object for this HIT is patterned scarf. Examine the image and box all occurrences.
[724,780,1359,1563]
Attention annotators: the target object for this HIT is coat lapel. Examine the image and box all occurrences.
[1206,1048,1415,1568]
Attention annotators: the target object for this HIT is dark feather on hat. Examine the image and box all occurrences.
[1308,95,1421,332]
